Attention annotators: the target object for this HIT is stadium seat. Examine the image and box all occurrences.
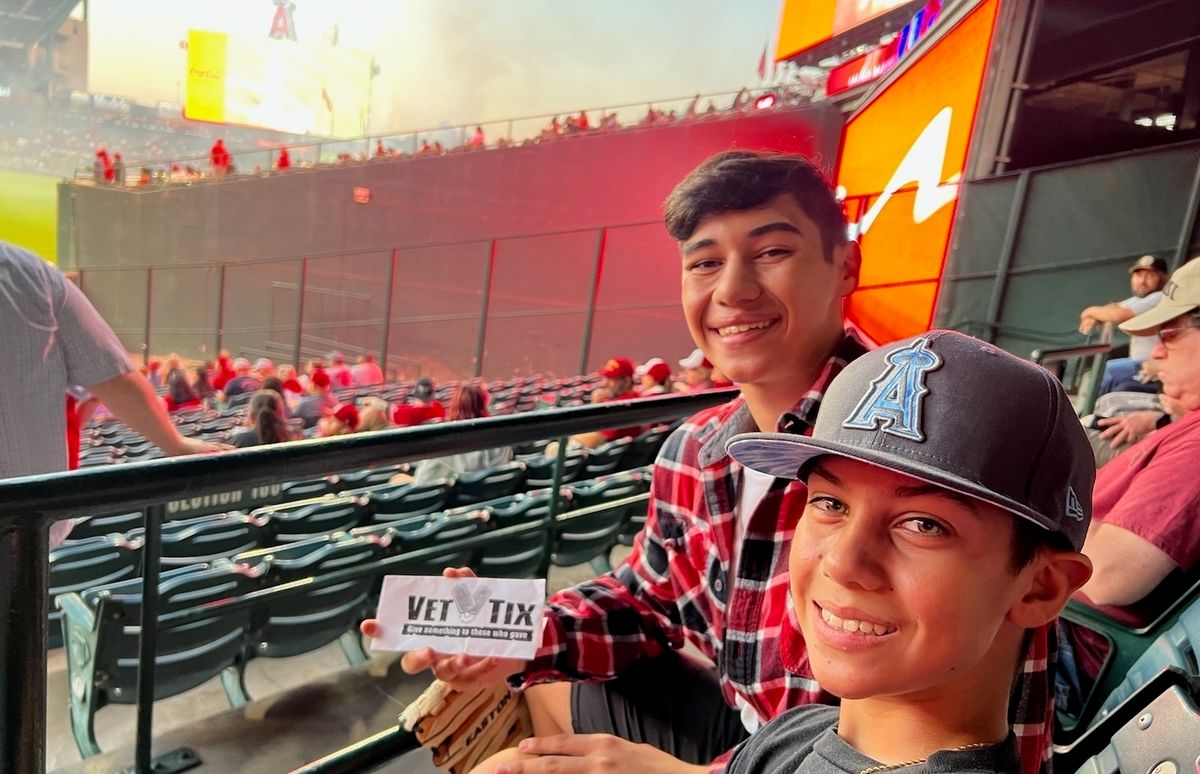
[57,561,265,757]
[127,513,271,567]
[1058,572,1200,740]
[1053,667,1200,773]
[450,462,528,507]
[281,477,335,500]
[353,509,488,578]
[224,533,392,699]
[582,437,633,477]
[367,479,453,521]
[622,425,670,470]
[48,535,142,649]
[474,492,553,579]
[613,466,654,547]
[560,471,651,573]
[1094,591,1200,720]
[334,464,406,490]
[252,496,370,543]
[67,511,147,541]
[522,448,587,488]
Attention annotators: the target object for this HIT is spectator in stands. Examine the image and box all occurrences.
[230,390,296,448]
[277,363,304,398]
[674,347,714,391]
[212,353,236,391]
[163,368,201,412]
[191,364,215,403]
[221,358,261,399]
[112,153,125,186]
[210,138,228,177]
[328,351,355,389]
[351,353,384,386]
[392,377,445,426]
[145,357,163,387]
[375,139,387,158]
[563,356,642,449]
[302,358,328,388]
[317,402,360,437]
[719,332,1093,774]
[634,358,671,396]
[357,396,391,432]
[277,146,290,170]
[1079,255,1168,395]
[92,149,106,183]
[410,383,512,485]
[1072,256,1200,622]
[253,357,275,381]
[294,369,335,429]
[0,241,227,546]
[468,126,486,149]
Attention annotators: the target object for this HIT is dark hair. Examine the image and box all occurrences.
[260,376,285,401]
[446,383,490,421]
[192,365,214,399]
[249,390,291,445]
[1008,517,1074,573]
[166,368,198,405]
[663,150,848,259]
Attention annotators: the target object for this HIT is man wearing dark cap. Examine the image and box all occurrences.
[1079,254,1169,395]
[392,376,446,427]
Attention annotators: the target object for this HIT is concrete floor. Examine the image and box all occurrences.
[47,549,630,774]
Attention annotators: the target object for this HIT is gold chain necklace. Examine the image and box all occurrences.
[858,742,995,774]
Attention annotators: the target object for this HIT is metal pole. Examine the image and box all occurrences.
[576,228,607,375]
[0,517,49,774]
[473,241,498,378]
[144,267,154,361]
[539,438,570,578]
[982,171,1031,343]
[993,0,1044,174]
[133,504,166,773]
[380,248,398,372]
[294,257,309,367]
[215,264,227,356]
[1170,157,1200,271]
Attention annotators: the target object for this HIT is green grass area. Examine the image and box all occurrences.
[0,168,58,262]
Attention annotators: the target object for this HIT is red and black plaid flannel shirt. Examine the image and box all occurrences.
[519,330,1056,774]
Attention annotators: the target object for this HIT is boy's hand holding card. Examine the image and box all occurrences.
[371,575,546,661]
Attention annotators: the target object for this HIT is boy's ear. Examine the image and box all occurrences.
[1009,550,1093,629]
[836,241,861,298]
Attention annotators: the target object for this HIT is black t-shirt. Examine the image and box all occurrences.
[223,375,260,398]
[726,705,1020,774]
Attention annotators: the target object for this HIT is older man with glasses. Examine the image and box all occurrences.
[1059,256,1200,709]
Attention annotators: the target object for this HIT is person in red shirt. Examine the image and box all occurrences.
[277,146,291,170]
[569,356,642,449]
[391,377,446,427]
[674,347,715,392]
[634,358,672,396]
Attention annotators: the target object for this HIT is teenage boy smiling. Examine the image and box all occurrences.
[723,331,1094,773]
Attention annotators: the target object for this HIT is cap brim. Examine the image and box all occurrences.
[726,432,1060,536]
[1119,300,1199,334]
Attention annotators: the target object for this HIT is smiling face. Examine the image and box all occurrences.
[680,194,859,390]
[789,457,1036,701]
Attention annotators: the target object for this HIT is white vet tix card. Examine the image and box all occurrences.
[371,575,546,660]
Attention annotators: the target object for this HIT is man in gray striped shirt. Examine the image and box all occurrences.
[0,241,226,545]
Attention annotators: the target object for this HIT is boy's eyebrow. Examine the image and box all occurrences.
[681,221,803,256]
[807,461,841,487]
[892,483,982,515]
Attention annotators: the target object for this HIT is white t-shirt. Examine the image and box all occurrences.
[730,465,777,733]
[1121,290,1164,361]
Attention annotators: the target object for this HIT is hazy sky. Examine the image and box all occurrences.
[86,0,782,135]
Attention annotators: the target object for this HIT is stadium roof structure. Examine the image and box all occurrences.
[0,0,78,50]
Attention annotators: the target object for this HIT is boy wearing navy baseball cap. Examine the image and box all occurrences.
[724,330,1094,773]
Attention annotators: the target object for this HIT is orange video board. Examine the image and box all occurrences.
[837,0,1000,343]
[776,0,917,61]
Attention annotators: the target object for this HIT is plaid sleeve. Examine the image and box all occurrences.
[517,427,703,686]
[1011,623,1055,774]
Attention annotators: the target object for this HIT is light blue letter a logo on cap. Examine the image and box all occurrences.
[842,338,942,442]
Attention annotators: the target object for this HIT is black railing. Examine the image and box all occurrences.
[0,389,735,774]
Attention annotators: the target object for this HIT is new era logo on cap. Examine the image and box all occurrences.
[842,337,942,442]
[1066,486,1085,522]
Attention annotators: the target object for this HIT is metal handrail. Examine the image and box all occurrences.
[0,388,734,774]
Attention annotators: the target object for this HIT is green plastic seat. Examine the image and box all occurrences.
[450,462,528,507]
[366,479,453,521]
[252,495,370,543]
[127,512,270,567]
[560,471,651,572]
[475,493,554,579]
[57,560,265,758]
[48,535,142,649]
[582,437,633,478]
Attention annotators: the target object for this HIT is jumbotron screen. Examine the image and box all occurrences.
[185,30,373,138]
[776,0,918,61]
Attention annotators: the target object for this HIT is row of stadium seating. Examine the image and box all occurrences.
[55,467,652,758]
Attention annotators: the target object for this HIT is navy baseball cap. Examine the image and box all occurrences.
[727,330,1094,550]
